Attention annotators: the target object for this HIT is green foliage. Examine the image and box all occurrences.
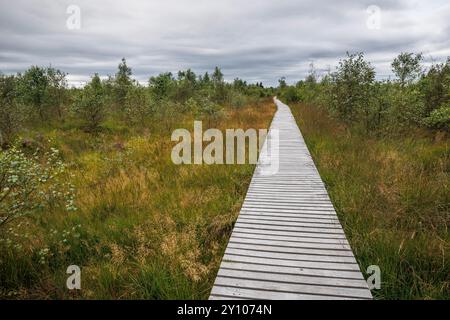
[114,58,133,107]
[229,91,248,108]
[72,74,106,131]
[149,72,175,101]
[211,66,224,85]
[17,66,49,120]
[0,145,76,228]
[1,58,273,143]
[45,67,68,119]
[424,105,450,130]
[211,67,229,104]
[175,69,197,102]
[330,52,375,124]
[419,58,450,115]
[392,52,423,87]
[0,75,23,146]
[277,77,287,93]
[289,52,449,133]
[124,85,153,124]
[280,86,302,103]
[232,78,247,92]
[16,66,68,121]
[198,98,223,122]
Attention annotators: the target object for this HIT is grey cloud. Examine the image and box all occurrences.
[0,0,449,86]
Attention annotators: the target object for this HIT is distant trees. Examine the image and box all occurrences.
[0,58,276,141]
[211,67,228,103]
[278,77,287,90]
[176,69,197,102]
[212,66,224,85]
[1,54,448,138]
[149,72,175,101]
[281,52,449,132]
[199,72,211,88]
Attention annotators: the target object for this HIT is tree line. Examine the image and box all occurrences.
[279,52,450,133]
[0,58,271,146]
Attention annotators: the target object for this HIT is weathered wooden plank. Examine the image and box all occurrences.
[224,247,358,264]
[233,227,347,239]
[238,214,340,223]
[210,286,349,300]
[223,253,361,271]
[228,237,353,252]
[220,261,365,280]
[231,232,350,245]
[240,211,339,219]
[214,277,372,299]
[236,217,341,228]
[240,208,337,215]
[234,222,346,234]
[218,269,369,289]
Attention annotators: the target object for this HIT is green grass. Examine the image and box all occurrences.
[0,100,275,299]
[291,103,449,299]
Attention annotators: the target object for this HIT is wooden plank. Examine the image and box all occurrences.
[224,247,358,264]
[220,261,365,280]
[233,227,347,239]
[209,98,372,300]
[218,269,369,289]
[228,237,353,252]
[213,277,372,299]
[234,222,346,234]
[230,232,350,245]
[222,253,361,272]
[210,286,350,300]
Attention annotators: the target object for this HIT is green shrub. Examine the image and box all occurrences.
[330,52,375,124]
[72,74,106,131]
[0,145,76,229]
[424,105,450,130]
[0,75,23,146]
[229,91,248,108]
[124,85,153,124]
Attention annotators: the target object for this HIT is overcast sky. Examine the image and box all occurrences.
[1,0,449,86]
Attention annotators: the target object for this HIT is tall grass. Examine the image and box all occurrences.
[0,100,275,299]
[291,103,449,299]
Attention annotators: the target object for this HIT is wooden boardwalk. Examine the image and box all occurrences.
[209,98,372,300]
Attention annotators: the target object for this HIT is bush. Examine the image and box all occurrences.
[281,86,302,103]
[424,105,450,130]
[199,98,223,117]
[229,91,248,108]
[330,52,375,124]
[0,75,23,147]
[72,74,105,131]
[125,85,153,124]
[17,66,67,121]
[0,145,76,228]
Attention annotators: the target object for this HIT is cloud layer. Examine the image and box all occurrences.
[1,0,449,86]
